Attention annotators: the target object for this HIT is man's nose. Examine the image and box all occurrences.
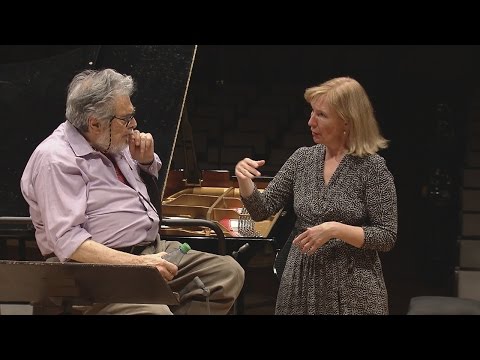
[128,117,137,129]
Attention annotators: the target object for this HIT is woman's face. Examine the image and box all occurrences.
[307,96,345,147]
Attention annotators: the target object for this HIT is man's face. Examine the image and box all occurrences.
[96,95,137,154]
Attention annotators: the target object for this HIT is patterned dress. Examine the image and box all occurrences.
[241,144,397,314]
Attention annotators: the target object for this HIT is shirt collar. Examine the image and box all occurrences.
[64,120,97,157]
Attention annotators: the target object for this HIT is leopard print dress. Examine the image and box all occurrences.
[241,144,397,315]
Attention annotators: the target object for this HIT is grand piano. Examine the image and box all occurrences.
[0,45,294,314]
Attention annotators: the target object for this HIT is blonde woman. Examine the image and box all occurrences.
[235,77,397,314]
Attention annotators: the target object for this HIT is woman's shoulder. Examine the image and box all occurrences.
[348,153,391,177]
[351,152,385,166]
[364,153,386,165]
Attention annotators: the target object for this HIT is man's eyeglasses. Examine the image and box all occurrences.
[110,113,135,127]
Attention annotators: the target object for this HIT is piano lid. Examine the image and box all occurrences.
[0,45,196,216]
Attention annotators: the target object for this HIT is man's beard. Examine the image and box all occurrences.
[95,129,128,154]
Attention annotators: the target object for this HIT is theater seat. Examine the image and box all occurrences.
[407,296,480,315]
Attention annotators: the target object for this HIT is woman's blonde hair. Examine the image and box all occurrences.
[304,77,388,156]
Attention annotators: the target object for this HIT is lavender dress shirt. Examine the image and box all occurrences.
[21,121,162,262]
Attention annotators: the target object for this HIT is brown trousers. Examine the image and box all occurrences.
[82,239,245,315]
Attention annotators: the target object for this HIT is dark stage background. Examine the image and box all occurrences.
[0,45,195,216]
[2,45,479,314]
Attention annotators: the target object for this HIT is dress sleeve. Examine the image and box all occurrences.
[361,156,398,252]
[241,148,303,221]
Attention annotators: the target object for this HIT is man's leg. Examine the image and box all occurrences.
[155,240,245,315]
[52,237,245,315]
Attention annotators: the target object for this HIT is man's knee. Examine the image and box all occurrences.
[222,255,245,288]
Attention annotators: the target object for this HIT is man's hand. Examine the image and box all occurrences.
[129,130,154,165]
[141,252,178,281]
